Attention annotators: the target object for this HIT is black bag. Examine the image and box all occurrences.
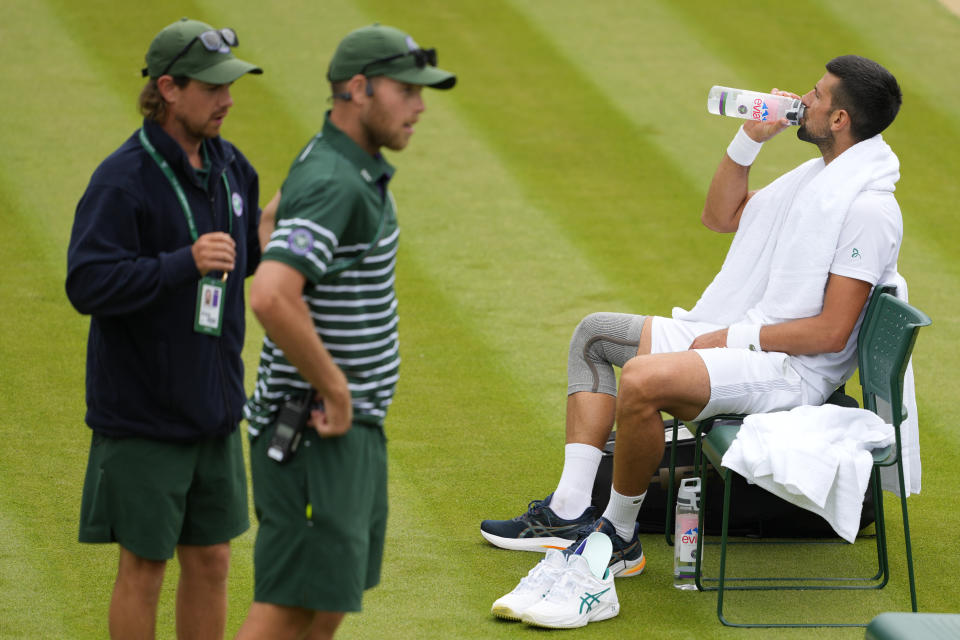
[591,418,876,538]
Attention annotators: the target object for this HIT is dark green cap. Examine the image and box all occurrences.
[144,18,262,83]
[327,24,455,90]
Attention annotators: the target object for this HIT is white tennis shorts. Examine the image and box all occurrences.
[650,316,821,421]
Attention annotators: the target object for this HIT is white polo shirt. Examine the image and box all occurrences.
[790,188,903,401]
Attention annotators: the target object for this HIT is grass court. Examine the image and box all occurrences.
[1,0,959,637]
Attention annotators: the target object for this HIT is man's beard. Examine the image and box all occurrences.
[176,112,222,142]
[363,111,408,152]
[797,123,833,154]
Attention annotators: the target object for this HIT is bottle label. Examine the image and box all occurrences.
[675,513,699,563]
[728,94,781,122]
[712,88,800,124]
[750,96,771,121]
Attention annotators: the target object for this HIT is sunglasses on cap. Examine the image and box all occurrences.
[142,27,239,78]
[359,47,438,76]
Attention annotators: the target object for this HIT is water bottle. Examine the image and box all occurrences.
[673,477,701,590]
[707,85,805,125]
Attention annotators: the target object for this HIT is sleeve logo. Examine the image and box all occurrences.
[287,228,314,256]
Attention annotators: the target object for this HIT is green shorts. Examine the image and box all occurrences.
[249,423,388,612]
[78,429,249,561]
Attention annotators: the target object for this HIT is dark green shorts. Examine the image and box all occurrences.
[249,423,387,612]
[78,429,249,561]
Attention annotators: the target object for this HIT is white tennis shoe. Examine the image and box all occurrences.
[520,532,620,629]
[491,548,567,620]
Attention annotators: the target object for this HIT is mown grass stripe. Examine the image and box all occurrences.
[0,175,84,639]
[0,509,70,639]
[510,0,814,192]
[0,2,131,634]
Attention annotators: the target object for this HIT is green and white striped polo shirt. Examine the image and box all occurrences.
[245,115,399,434]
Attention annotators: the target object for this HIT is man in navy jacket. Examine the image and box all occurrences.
[66,18,263,639]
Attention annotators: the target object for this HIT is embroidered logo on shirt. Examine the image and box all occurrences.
[287,228,314,256]
[232,192,244,217]
[851,248,862,260]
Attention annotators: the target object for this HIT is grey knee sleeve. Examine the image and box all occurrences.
[567,313,647,396]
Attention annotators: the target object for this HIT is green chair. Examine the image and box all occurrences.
[668,283,893,546]
[663,386,858,546]
[664,284,894,546]
[692,289,930,627]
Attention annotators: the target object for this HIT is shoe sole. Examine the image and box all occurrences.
[521,603,620,628]
[611,553,646,578]
[481,529,574,552]
[491,605,523,621]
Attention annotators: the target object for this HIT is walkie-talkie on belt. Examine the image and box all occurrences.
[266,390,313,463]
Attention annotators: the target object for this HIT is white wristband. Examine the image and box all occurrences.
[726,125,764,167]
[727,324,762,351]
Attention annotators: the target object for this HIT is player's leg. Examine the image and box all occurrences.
[110,547,166,640]
[602,344,805,545]
[177,429,249,639]
[304,612,348,640]
[176,543,231,640]
[234,602,318,640]
[612,350,711,497]
[481,313,649,550]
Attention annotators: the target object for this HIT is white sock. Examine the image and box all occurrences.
[601,487,646,542]
[549,443,603,520]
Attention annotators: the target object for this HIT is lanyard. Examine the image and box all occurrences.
[138,127,232,241]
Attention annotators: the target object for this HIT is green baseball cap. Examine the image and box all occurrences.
[143,18,262,84]
[327,24,455,90]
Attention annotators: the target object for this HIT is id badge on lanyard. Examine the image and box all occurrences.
[195,277,226,336]
[139,127,233,336]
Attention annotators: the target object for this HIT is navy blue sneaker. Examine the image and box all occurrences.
[567,517,646,578]
[481,494,597,552]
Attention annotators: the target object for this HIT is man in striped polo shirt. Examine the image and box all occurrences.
[236,25,455,640]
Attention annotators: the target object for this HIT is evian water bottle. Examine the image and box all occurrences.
[707,86,805,125]
[673,477,701,590]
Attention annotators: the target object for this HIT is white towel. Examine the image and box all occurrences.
[721,405,895,542]
[674,134,900,326]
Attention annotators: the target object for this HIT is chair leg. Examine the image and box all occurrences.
[896,463,919,612]
[695,449,708,591]
[870,469,890,587]
[716,469,734,626]
[665,417,680,546]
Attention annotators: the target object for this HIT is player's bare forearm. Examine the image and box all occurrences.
[688,275,872,355]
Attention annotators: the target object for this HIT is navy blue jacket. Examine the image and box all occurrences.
[66,118,261,441]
